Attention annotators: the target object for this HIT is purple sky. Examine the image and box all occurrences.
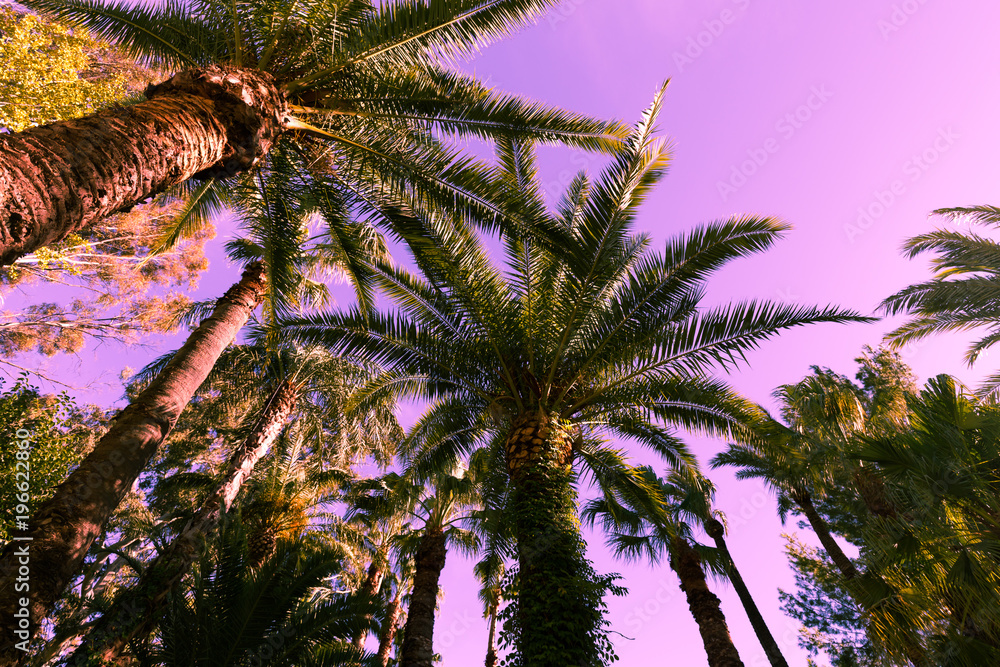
[17,1,1000,665]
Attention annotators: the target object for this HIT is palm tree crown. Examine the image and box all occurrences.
[284,86,870,665]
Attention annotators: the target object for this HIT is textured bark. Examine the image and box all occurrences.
[670,537,745,667]
[0,262,267,665]
[400,528,447,667]
[67,377,299,665]
[705,520,788,667]
[353,560,386,650]
[792,491,860,580]
[0,66,288,265]
[377,586,403,667]
[484,605,498,667]
[852,466,897,518]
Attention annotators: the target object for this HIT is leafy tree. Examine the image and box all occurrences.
[0,6,145,132]
[778,534,876,667]
[0,376,104,543]
[0,0,626,266]
[286,89,869,665]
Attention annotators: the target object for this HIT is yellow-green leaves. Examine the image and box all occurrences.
[0,7,129,131]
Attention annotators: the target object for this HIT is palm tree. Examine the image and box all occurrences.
[285,88,870,665]
[346,461,480,667]
[880,205,1000,397]
[0,0,627,265]
[133,518,376,667]
[0,261,267,662]
[583,466,746,667]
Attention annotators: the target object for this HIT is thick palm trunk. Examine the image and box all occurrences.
[705,520,787,667]
[377,586,403,666]
[791,491,860,580]
[505,411,603,667]
[670,537,745,667]
[66,377,299,665]
[353,560,386,649]
[0,262,267,664]
[0,66,288,266]
[400,527,447,667]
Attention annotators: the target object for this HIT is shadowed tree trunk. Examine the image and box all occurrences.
[400,527,447,667]
[705,519,787,667]
[0,261,267,664]
[0,66,288,266]
[66,377,299,665]
[353,560,386,650]
[485,602,498,667]
[790,491,860,580]
[670,536,745,667]
[377,585,403,666]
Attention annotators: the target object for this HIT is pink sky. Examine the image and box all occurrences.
[16,1,1000,665]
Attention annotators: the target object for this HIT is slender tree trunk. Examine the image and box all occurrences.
[353,560,386,650]
[0,66,288,266]
[0,262,267,664]
[791,491,859,580]
[400,528,447,667]
[670,537,745,667]
[705,520,787,667]
[505,411,603,667]
[377,586,403,667]
[484,603,498,667]
[66,377,299,665]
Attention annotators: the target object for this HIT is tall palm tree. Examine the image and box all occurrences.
[881,205,1000,397]
[0,0,628,265]
[582,466,746,667]
[0,261,267,662]
[285,88,870,665]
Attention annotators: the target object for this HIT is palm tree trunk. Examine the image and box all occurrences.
[0,66,287,266]
[791,491,860,580]
[485,603,498,667]
[505,411,603,667]
[705,520,787,667]
[66,377,299,665]
[670,536,745,667]
[353,560,386,649]
[377,585,403,666]
[0,261,267,664]
[400,527,447,667]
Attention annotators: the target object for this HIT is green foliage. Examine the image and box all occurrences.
[133,518,375,666]
[778,534,876,667]
[0,6,134,131]
[0,375,102,542]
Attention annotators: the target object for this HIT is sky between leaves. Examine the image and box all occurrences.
[21,1,1000,665]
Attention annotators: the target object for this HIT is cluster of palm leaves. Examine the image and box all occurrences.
[10,0,1000,666]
